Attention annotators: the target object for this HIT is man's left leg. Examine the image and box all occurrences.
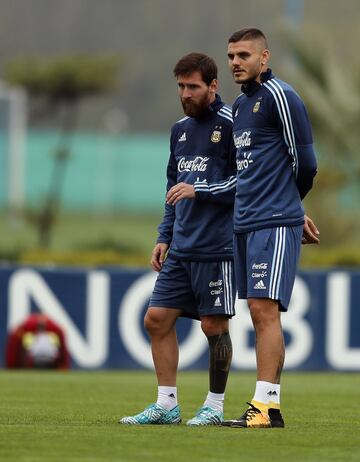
[187,315,232,426]
[186,259,236,426]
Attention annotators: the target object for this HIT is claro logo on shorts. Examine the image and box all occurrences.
[209,279,223,295]
[252,271,267,278]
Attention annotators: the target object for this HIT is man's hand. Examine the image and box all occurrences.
[166,182,195,205]
[302,214,320,245]
[151,243,169,271]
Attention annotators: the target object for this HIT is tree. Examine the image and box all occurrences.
[281,29,360,247]
[5,54,120,247]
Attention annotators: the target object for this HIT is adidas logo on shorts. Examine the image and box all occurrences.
[254,280,266,290]
[214,297,222,307]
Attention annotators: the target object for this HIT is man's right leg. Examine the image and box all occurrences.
[145,306,182,389]
[120,256,196,425]
[120,307,182,425]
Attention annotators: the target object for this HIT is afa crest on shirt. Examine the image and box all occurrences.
[253,101,261,113]
[211,130,221,143]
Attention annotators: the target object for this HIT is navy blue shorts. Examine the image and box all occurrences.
[149,257,236,320]
[233,225,303,311]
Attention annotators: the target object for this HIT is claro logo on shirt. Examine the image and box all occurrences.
[234,131,252,148]
[178,156,209,172]
[236,152,253,171]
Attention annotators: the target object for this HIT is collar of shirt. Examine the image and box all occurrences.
[208,93,224,113]
[241,68,274,97]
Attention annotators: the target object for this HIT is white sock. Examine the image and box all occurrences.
[156,386,177,410]
[203,391,224,412]
[252,381,278,406]
[268,384,281,407]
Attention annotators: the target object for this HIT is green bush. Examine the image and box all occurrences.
[5,54,119,101]
[301,245,360,268]
[19,248,150,268]
[15,246,360,269]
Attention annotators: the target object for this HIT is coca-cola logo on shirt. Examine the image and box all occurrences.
[234,131,252,148]
[178,156,209,172]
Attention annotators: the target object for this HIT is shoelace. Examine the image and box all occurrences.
[196,407,211,417]
[243,402,261,420]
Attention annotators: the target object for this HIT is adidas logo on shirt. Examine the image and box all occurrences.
[178,132,186,142]
[254,280,266,290]
[214,297,222,307]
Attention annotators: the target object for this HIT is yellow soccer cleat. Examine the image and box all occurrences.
[222,402,271,428]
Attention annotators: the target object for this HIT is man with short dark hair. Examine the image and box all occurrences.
[222,28,318,429]
[120,53,237,426]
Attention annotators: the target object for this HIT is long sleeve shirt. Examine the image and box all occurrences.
[157,94,236,261]
[232,69,317,234]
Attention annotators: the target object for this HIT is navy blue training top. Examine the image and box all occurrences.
[232,69,317,233]
[157,94,236,261]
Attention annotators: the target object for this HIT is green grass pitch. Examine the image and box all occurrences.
[0,370,359,462]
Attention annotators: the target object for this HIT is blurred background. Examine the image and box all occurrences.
[0,0,359,371]
[0,0,359,267]
[1,6,359,460]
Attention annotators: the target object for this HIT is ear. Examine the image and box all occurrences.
[209,78,218,93]
[261,49,270,66]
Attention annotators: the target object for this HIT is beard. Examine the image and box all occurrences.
[181,94,210,118]
[232,65,262,84]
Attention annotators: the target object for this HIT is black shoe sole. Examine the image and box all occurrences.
[270,420,285,428]
[221,421,271,428]
[220,420,246,428]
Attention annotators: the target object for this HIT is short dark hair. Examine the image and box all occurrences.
[228,28,268,48]
[173,53,217,86]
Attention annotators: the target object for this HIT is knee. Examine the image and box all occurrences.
[144,309,164,336]
[144,308,175,337]
[248,298,280,330]
[201,316,228,338]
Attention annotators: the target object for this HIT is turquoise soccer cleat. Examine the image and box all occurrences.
[186,406,223,426]
[120,403,181,425]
